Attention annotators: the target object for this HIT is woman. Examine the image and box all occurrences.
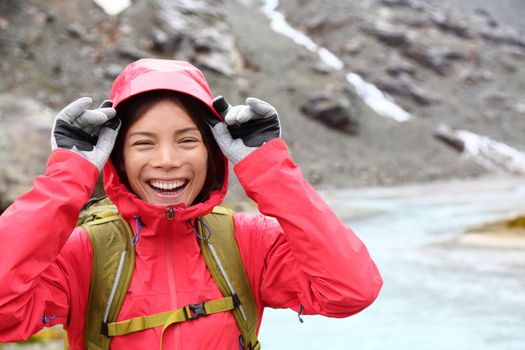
[0,59,382,349]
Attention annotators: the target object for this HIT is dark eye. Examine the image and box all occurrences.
[181,138,198,144]
[132,140,153,146]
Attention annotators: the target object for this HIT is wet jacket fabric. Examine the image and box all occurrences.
[0,59,382,349]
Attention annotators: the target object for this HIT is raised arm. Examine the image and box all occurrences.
[208,96,382,318]
[235,139,382,317]
[0,98,119,340]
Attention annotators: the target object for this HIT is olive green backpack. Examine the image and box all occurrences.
[74,197,260,350]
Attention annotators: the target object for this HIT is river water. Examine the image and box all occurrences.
[259,176,525,350]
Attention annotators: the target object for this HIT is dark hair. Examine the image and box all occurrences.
[111,90,225,205]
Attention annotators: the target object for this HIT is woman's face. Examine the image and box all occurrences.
[122,98,208,207]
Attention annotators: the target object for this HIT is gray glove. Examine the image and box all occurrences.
[51,97,120,171]
[209,96,281,165]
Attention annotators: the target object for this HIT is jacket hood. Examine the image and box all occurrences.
[102,58,228,223]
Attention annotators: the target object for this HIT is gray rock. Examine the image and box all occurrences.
[312,62,332,75]
[343,38,364,55]
[482,92,512,109]
[117,46,153,61]
[379,0,421,10]
[300,92,359,135]
[150,27,184,55]
[497,56,519,72]
[434,125,465,152]
[502,46,525,60]
[479,26,525,48]
[67,23,87,40]
[402,42,452,75]
[375,74,441,106]
[386,53,416,76]
[191,27,244,77]
[104,64,124,79]
[436,47,467,61]
[361,22,409,47]
[460,68,494,85]
[431,11,472,38]
[0,94,55,211]
[304,14,330,34]
[154,1,245,77]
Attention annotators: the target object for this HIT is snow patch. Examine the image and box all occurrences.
[93,0,131,16]
[346,73,411,122]
[458,129,525,175]
[261,0,344,70]
[261,0,411,122]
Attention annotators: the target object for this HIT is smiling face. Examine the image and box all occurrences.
[122,98,208,207]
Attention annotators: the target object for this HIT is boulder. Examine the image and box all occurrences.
[300,92,359,135]
[0,94,55,211]
[375,74,442,106]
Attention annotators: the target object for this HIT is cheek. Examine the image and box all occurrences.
[197,149,209,179]
[122,150,143,185]
[192,147,209,183]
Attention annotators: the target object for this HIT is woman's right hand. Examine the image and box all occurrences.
[50,97,121,171]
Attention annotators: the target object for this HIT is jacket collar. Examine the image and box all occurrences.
[102,160,228,226]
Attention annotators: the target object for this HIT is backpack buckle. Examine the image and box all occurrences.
[184,302,207,320]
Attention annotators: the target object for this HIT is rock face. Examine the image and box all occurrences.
[0,95,55,211]
[1,0,524,208]
[151,1,245,77]
[279,0,525,169]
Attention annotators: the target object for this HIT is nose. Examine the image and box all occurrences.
[151,144,182,169]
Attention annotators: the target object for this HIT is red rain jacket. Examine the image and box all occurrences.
[0,59,382,349]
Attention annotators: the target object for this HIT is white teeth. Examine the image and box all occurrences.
[150,180,186,191]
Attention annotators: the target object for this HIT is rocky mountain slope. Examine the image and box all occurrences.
[1,0,524,209]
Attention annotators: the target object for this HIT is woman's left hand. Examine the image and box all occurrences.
[207,97,281,165]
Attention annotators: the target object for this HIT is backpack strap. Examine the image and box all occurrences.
[106,296,237,350]
[81,205,259,350]
[83,214,136,350]
[77,196,118,226]
[198,207,260,350]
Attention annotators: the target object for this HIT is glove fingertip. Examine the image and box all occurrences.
[76,97,94,109]
[100,107,117,119]
[225,105,249,125]
[205,112,220,127]
[246,97,275,116]
[103,116,121,131]
[99,100,113,108]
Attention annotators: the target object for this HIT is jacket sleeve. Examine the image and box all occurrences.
[233,139,382,318]
[0,150,97,341]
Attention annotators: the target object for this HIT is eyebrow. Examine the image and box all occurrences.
[127,127,200,138]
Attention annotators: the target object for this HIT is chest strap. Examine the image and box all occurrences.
[104,296,236,348]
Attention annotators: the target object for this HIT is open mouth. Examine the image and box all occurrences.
[147,179,189,195]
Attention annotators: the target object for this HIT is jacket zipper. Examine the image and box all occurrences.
[165,207,180,349]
